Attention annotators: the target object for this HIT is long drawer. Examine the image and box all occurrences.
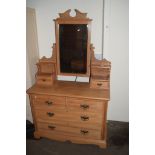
[34,109,68,125]
[32,95,66,111]
[67,111,103,130]
[67,111,102,123]
[37,121,102,140]
[35,110,103,130]
[67,97,104,113]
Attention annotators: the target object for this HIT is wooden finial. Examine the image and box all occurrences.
[59,9,71,18]
[74,9,87,18]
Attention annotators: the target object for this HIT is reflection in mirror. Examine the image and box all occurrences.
[59,24,88,74]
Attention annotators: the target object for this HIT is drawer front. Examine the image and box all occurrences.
[67,111,103,130]
[33,95,66,111]
[68,112,103,130]
[91,68,110,80]
[90,80,109,89]
[68,111,102,123]
[36,78,53,85]
[37,121,102,140]
[40,63,55,74]
[35,109,68,123]
[67,97,104,113]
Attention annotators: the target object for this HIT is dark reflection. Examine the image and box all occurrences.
[59,24,88,74]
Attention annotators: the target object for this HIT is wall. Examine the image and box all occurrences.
[27,0,103,58]
[104,0,129,121]
[26,7,40,122]
[26,52,33,122]
[26,0,129,122]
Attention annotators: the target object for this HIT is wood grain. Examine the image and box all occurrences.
[34,130,107,148]
[67,97,105,113]
[37,122,102,140]
[27,81,110,100]
[27,9,111,149]
[90,78,109,89]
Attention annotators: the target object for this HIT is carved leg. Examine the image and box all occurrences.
[98,141,107,149]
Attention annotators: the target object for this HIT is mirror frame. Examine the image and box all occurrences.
[54,9,92,77]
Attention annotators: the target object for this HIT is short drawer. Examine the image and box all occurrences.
[37,121,102,140]
[36,73,55,86]
[39,63,55,74]
[91,67,110,80]
[67,97,104,113]
[90,80,109,89]
[32,95,66,111]
[36,78,53,85]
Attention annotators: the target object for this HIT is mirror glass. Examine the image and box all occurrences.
[59,24,88,74]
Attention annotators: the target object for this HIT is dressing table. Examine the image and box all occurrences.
[27,9,111,148]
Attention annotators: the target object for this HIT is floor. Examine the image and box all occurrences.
[26,121,129,155]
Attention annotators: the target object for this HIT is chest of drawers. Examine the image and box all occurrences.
[27,81,110,148]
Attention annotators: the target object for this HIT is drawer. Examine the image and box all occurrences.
[68,112,103,124]
[39,63,55,74]
[36,78,53,85]
[36,73,55,86]
[67,97,104,113]
[90,80,109,89]
[91,67,110,80]
[67,111,103,130]
[37,121,102,140]
[34,109,68,124]
[33,95,66,111]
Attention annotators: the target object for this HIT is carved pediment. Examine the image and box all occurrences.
[56,9,92,21]
[90,44,111,68]
[39,43,56,63]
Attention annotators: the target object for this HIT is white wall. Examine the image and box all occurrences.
[26,0,129,122]
[26,7,40,122]
[104,0,129,121]
[27,0,103,58]
[26,53,33,122]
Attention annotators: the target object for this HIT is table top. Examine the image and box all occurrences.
[27,80,110,101]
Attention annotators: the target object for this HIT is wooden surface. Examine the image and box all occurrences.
[90,78,110,89]
[27,80,110,100]
[27,80,109,148]
[27,9,111,149]
[55,9,91,77]
[34,130,106,148]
